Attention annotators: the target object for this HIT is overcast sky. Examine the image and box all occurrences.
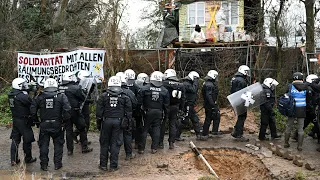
[122,0,152,32]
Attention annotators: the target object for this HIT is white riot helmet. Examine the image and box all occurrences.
[238,65,250,76]
[62,72,75,83]
[150,71,164,87]
[77,70,90,80]
[115,72,124,77]
[263,78,279,89]
[108,76,122,92]
[12,78,28,90]
[136,73,149,84]
[124,69,136,85]
[306,74,318,83]
[207,70,218,80]
[164,69,178,80]
[188,71,200,81]
[115,72,127,84]
[44,78,58,92]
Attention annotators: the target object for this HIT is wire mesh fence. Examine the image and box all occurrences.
[0,46,303,107]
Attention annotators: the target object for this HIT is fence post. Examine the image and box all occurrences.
[158,49,161,71]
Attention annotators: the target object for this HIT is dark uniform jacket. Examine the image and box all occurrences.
[182,77,199,106]
[137,83,170,116]
[8,89,32,120]
[260,84,275,114]
[163,78,185,110]
[96,89,132,123]
[230,72,249,94]
[59,82,85,108]
[30,91,71,123]
[202,77,218,108]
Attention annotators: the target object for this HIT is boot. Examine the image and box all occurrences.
[297,134,304,151]
[284,132,290,148]
[169,142,174,149]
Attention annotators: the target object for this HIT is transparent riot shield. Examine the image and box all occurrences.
[227,82,266,116]
[78,77,98,110]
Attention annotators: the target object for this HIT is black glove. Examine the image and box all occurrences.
[121,118,129,129]
[96,117,102,131]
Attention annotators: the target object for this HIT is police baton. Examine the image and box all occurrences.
[190,141,219,179]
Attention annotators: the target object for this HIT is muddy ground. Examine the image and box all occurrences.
[1,109,320,179]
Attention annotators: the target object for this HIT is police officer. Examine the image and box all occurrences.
[59,72,92,155]
[176,71,201,140]
[284,72,308,151]
[116,72,137,160]
[136,73,150,87]
[230,65,250,142]
[161,69,185,149]
[304,74,320,138]
[259,78,281,140]
[137,71,170,154]
[96,76,132,171]
[8,78,37,166]
[201,70,222,140]
[73,70,94,144]
[134,72,149,149]
[124,69,139,95]
[30,78,71,171]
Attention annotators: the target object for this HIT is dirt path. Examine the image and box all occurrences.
[0,121,319,179]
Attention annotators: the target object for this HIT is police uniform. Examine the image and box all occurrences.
[59,81,90,154]
[259,84,278,140]
[133,81,147,149]
[137,83,170,152]
[30,90,71,170]
[176,76,201,139]
[230,72,249,138]
[8,89,36,165]
[202,76,220,136]
[162,77,185,147]
[96,88,132,170]
[121,84,137,159]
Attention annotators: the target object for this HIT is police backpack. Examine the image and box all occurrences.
[278,85,295,117]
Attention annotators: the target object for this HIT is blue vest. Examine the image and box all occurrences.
[290,85,306,107]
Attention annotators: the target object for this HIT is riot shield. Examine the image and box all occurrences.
[227,82,266,116]
[78,77,98,110]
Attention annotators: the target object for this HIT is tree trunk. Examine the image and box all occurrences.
[53,0,69,31]
[275,0,285,82]
[304,1,315,53]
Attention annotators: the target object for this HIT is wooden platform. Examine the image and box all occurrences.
[173,41,253,48]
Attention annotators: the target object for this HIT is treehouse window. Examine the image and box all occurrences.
[222,1,239,25]
[188,2,205,26]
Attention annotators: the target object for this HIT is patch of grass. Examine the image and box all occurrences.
[0,86,12,126]
[274,108,287,133]
[295,171,306,180]
[198,175,218,180]
[89,104,98,132]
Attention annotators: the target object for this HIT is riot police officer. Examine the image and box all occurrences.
[161,69,185,149]
[8,78,37,166]
[201,70,222,140]
[137,71,170,154]
[74,70,94,144]
[59,72,92,155]
[284,72,308,151]
[96,76,132,171]
[230,65,250,142]
[176,71,201,140]
[124,69,139,95]
[30,78,71,171]
[259,78,281,140]
[134,72,149,149]
[116,72,137,160]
